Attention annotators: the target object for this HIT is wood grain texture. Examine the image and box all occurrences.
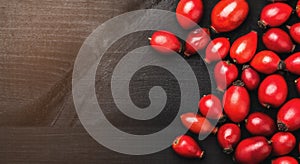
[0,0,159,125]
[0,127,232,164]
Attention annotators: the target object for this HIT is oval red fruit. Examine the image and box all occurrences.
[230,31,258,64]
[211,0,249,33]
[241,66,260,90]
[250,50,283,74]
[185,28,210,56]
[205,37,230,63]
[287,23,300,44]
[234,136,272,164]
[214,61,238,92]
[272,156,299,164]
[172,135,204,158]
[217,123,241,154]
[295,78,300,94]
[223,84,250,123]
[263,28,295,53]
[245,112,276,137]
[150,31,181,54]
[277,98,300,131]
[180,113,218,135]
[258,3,292,28]
[176,0,203,29]
[198,94,224,120]
[258,74,288,108]
[271,132,296,156]
[285,52,300,75]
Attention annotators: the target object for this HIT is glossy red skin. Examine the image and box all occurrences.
[214,61,238,91]
[258,74,288,108]
[217,123,241,153]
[250,50,282,74]
[245,112,276,137]
[223,85,250,123]
[263,28,295,53]
[234,136,272,164]
[272,156,299,164]
[211,0,249,33]
[205,37,230,63]
[285,52,300,75]
[271,132,296,156]
[198,94,223,120]
[288,23,300,44]
[259,3,292,27]
[295,78,300,94]
[180,113,218,135]
[297,0,300,18]
[230,31,258,64]
[241,66,260,90]
[150,31,181,54]
[176,0,203,29]
[277,98,300,131]
[185,28,210,56]
[172,135,204,158]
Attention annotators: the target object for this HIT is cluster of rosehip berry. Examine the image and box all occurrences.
[149,0,300,163]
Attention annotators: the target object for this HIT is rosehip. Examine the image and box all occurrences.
[263,28,295,53]
[271,156,298,164]
[250,50,284,74]
[211,0,249,33]
[205,37,230,63]
[176,0,203,29]
[271,132,296,156]
[214,61,238,92]
[184,28,210,56]
[217,123,241,154]
[223,82,250,123]
[258,3,292,28]
[285,52,300,75]
[287,23,300,44]
[230,31,258,64]
[180,113,218,135]
[295,78,300,94]
[172,135,204,158]
[258,74,288,108]
[272,156,299,164]
[245,112,276,137]
[198,94,224,120]
[150,31,181,54]
[277,98,300,131]
[241,65,260,90]
[234,136,272,164]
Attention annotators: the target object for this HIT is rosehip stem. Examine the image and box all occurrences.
[232,80,245,87]
[278,61,286,71]
[218,115,227,123]
[258,20,267,29]
[277,122,288,131]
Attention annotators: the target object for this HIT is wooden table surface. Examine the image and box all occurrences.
[0,0,299,163]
